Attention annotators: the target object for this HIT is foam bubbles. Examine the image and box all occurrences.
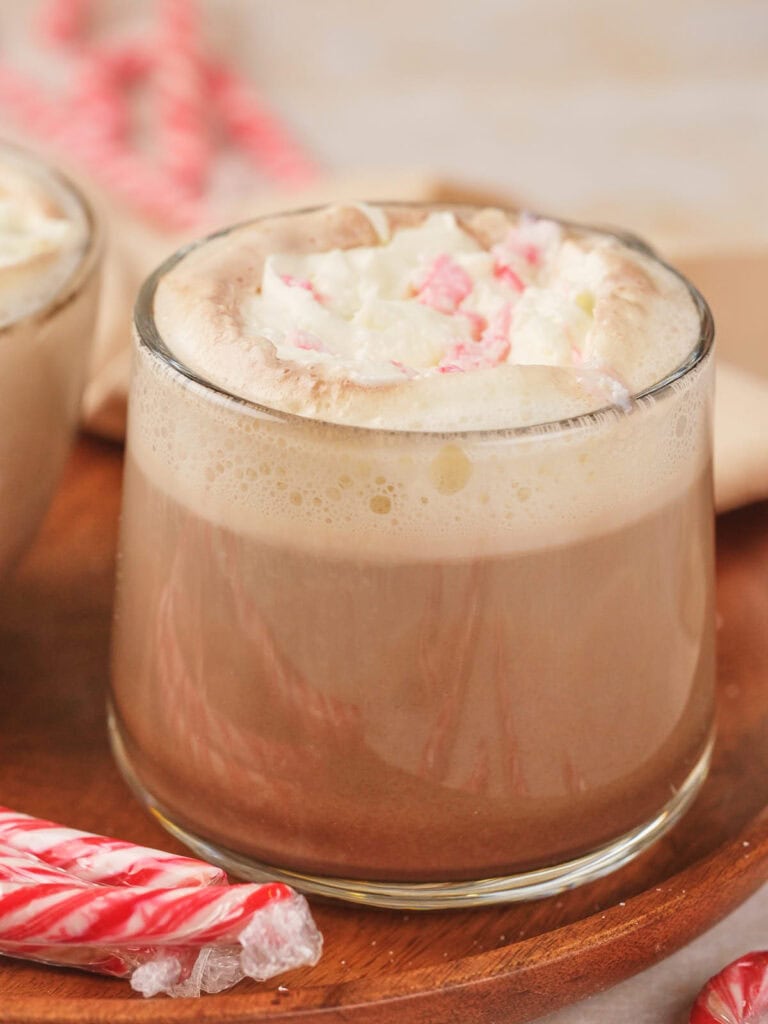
[129,341,713,561]
[133,205,711,560]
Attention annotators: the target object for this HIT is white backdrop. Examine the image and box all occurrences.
[1,0,767,254]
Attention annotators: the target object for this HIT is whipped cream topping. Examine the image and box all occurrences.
[154,204,701,432]
[0,158,87,326]
[249,213,580,383]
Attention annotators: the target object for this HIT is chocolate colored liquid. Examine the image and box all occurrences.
[111,457,714,882]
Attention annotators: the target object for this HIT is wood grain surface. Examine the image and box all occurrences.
[0,436,766,1024]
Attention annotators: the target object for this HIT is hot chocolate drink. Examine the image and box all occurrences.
[111,204,714,906]
[0,144,99,578]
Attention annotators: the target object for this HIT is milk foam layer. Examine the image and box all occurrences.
[0,152,87,326]
[154,204,701,432]
[134,204,712,560]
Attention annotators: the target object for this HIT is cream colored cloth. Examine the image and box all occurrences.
[714,363,768,512]
[82,192,768,515]
[678,250,768,513]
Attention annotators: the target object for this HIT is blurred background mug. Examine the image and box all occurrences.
[0,141,101,579]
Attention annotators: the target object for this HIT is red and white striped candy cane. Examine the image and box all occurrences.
[207,60,318,186]
[155,0,211,198]
[37,0,93,49]
[0,64,197,229]
[0,880,322,983]
[69,51,131,146]
[0,841,91,888]
[0,840,200,985]
[0,807,226,888]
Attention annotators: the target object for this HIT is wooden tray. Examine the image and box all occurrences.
[1,436,767,1024]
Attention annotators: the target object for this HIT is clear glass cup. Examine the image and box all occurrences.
[0,142,101,578]
[110,205,715,909]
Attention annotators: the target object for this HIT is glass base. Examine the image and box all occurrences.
[109,710,714,910]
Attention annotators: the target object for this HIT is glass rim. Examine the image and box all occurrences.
[0,139,101,338]
[134,200,715,442]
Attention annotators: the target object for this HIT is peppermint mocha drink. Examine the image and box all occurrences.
[112,204,715,907]
[0,143,100,578]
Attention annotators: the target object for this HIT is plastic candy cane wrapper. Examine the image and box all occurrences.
[0,810,322,998]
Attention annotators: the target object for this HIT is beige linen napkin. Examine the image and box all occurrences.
[82,189,768,516]
[713,363,768,512]
[678,251,768,513]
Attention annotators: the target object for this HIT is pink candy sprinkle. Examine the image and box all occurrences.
[493,261,526,292]
[414,254,473,315]
[289,330,325,352]
[280,275,325,304]
[456,308,487,341]
[391,360,418,378]
[438,302,512,373]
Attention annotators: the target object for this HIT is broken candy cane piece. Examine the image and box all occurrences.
[492,218,562,279]
[414,254,473,315]
[0,807,226,887]
[131,899,323,995]
[438,302,512,373]
[287,330,326,352]
[0,879,313,950]
[689,951,768,1024]
[493,260,526,292]
[456,308,487,341]
[0,880,321,994]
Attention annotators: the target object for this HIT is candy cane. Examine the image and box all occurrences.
[413,254,473,315]
[207,61,318,186]
[37,0,93,49]
[0,880,286,945]
[0,807,226,888]
[0,841,201,987]
[155,0,211,197]
[0,842,92,888]
[0,62,199,229]
[69,52,131,146]
[0,881,322,981]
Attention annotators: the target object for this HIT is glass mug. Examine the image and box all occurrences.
[0,142,101,579]
[110,206,715,909]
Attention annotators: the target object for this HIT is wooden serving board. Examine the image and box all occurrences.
[1,436,767,1024]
